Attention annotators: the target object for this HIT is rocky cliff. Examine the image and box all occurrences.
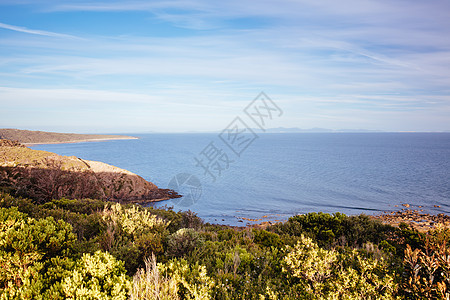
[0,139,179,203]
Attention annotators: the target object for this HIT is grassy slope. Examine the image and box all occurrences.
[0,145,88,170]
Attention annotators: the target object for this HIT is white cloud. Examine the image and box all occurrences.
[0,22,82,39]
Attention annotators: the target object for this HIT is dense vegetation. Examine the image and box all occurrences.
[1,192,449,299]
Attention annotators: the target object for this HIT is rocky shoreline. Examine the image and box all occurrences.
[235,209,450,231]
[371,209,450,232]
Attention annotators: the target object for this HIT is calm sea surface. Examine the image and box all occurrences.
[31,133,450,225]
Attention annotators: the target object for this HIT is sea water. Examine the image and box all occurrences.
[31,133,450,225]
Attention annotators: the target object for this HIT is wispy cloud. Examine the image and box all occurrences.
[0,22,82,39]
[1,0,449,131]
[48,2,175,12]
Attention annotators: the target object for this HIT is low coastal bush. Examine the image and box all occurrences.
[283,234,398,299]
[402,225,450,299]
[166,228,203,257]
[0,207,77,299]
[100,203,169,274]
[62,251,130,300]
[131,254,214,300]
[270,211,397,247]
[1,192,449,299]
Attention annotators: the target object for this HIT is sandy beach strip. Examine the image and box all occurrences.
[24,136,139,146]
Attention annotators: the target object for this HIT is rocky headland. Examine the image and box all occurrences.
[0,138,179,203]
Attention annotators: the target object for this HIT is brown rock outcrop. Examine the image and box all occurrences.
[0,139,25,148]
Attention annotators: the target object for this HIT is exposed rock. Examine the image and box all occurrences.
[372,209,450,232]
[0,139,25,148]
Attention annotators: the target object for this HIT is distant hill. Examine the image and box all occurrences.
[0,128,137,144]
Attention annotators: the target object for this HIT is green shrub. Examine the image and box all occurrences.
[0,192,36,216]
[62,250,131,300]
[100,203,169,274]
[253,229,282,248]
[398,223,425,250]
[42,198,106,215]
[7,192,450,299]
[271,212,396,247]
[179,210,204,230]
[102,203,167,237]
[283,234,398,299]
[0,194,104,244]
[166,228,203,257]
[144,206,203,233]
[0,207,77,299]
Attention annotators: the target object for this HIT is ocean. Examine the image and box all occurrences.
[30,133,450,226]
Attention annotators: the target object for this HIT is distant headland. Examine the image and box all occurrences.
[0,128,138,145]
[0,138,178,203]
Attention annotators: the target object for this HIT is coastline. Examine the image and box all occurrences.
[234,209,450,232]
[1,138,181,203]
[372,209,450,232]
[25,136,139,146]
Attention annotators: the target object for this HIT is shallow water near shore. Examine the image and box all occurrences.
[31,133,450,226]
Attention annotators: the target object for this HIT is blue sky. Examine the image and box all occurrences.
[0,0,449,133]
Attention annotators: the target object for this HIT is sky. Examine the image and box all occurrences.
[0,0,449,133]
